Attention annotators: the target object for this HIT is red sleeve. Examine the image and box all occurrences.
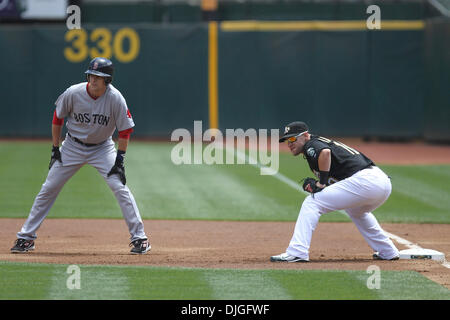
[52,110,64,125]
[118,127,133,140]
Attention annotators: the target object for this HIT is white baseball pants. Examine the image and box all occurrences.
[286,166,399,260]
[17,137,147,242]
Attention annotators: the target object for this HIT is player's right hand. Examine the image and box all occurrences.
[49,146,62,170]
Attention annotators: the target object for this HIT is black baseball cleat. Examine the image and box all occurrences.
[11,239,35,253]
[129,238,151,254]
[372,252,399,260]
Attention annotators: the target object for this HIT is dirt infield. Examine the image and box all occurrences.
[1,141,449,289]
[1,219,449,289]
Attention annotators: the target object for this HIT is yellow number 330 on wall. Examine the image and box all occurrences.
[64,28,140,63]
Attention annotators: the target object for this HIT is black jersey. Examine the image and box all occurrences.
[303,135,375,184]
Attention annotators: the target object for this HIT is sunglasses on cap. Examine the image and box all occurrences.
[286,131,308,143]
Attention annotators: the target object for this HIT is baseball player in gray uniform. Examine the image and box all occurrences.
[11,57,150,255]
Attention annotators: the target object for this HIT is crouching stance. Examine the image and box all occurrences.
[11,57,150,255]
[271,121,399,262]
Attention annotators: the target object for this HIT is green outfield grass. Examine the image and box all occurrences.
[1,141,449,301]
[1,141,449,223]
[1,261,449,300]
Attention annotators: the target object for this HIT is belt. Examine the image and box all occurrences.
[68,133,101,147]
[354,164,374,176]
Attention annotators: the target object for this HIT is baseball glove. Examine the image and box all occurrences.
[108,150,127,185]
[49,146,62,170]
[302,177,324,194]
[108,163,126,185]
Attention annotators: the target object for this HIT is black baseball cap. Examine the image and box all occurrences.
[279,121,309,142]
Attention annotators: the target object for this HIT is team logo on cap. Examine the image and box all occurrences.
[93,62,98,70]
[284,126,290,134]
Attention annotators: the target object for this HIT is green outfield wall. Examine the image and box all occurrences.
[424,18,450,143]
[0,20,448,140]
[217,23,425,138]
[0,24,209,138]
[80,1,440,23]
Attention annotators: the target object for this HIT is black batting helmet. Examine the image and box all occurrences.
[85,57,114,84]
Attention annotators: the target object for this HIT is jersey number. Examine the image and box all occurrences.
[317,137,360,155]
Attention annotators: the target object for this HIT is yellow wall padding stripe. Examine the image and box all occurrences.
[220,20,425,32]
[208,22,219,132]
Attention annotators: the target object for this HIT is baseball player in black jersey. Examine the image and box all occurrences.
[271,121,399,262]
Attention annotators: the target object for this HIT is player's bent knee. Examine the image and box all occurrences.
[301,195,327,216]
[302,195,318,207]
[39,180,63,195]
[106,176,127,193]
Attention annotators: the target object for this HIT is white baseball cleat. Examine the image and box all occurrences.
[372,252,399,260]
[270,252,309,263]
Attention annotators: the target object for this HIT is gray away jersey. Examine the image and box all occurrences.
[55,82,135,144]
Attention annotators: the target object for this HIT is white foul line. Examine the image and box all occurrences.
[233,148,450,269]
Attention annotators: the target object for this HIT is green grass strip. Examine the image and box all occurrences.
[376,165,450,223]
[1,142,449,223]
[203,269,291,300]
[1,262,449,300]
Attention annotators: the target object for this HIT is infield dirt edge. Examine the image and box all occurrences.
[1,218,449,289]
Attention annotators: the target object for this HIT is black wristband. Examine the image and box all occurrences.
[319,171,329,185]
[52,145,59,152]
[116,150,126,165]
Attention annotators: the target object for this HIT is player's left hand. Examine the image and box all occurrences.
[302,177,325,194]
[108,163,126,185]
[108,150,127,185]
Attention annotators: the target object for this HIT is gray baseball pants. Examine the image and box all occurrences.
[17,137,147,242]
